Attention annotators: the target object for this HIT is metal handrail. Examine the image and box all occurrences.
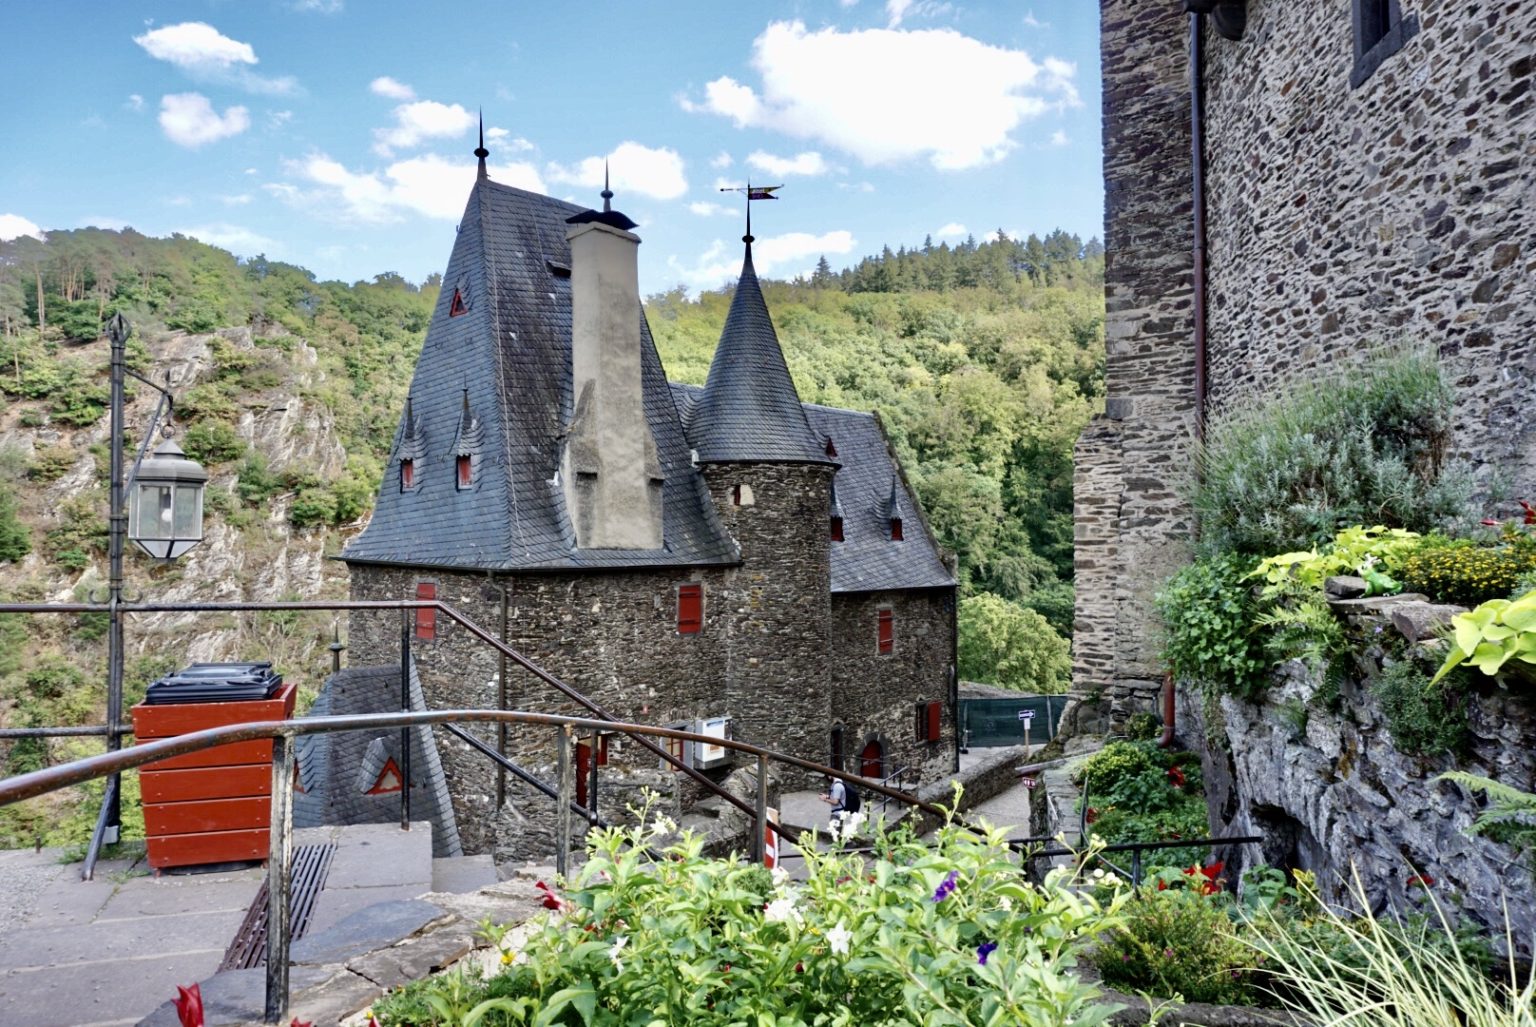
[441,722,607,828]
[0,706,953,1024]
[874,765,918,814]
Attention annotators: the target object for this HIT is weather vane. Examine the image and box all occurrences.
[719,181,782,243]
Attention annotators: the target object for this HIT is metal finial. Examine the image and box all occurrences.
[107,312,130,345]
[601,161,613,212]
[474,110,489,178]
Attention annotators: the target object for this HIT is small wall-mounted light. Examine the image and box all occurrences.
[128,439,208,560]
[1182,0,1247,41]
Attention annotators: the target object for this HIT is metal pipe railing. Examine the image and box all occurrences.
[0,707,951,1024]
[441,723,605,827]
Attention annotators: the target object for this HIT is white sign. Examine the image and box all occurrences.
[1017,709,1036,721]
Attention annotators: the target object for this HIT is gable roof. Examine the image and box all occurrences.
[684,242,836,466]
[340,175,738,572]
[294,661,462,857]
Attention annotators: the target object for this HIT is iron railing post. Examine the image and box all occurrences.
[1131,846,1143,889]
[754,755,768,863]
[264,731,296,1024]
[81,776,118,882]
[400,609,411,832]
[555,723,573,877]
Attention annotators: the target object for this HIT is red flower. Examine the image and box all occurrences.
[1167,765,1186,788]
[1482,518,1503,526]
[535,880,565,911]
[1407,874,1435,888]
[795,961,805,973]
[289,1019,314,1027]
[1084,807,1099,824]
[1521,500,1536,525]
[174,984,204,1027]
[1183,861,1224,896]
[1156,879,1168,891]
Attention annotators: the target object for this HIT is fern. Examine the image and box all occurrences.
[1438,771,1536,864]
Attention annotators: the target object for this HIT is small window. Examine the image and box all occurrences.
[731,483,741,506]
[366,756,404,795]
[449,287,467,317]
[1351,0,1419,88]
[678,583,703,635]
[915,701,942,743]
[457,454,472,489]
[890,517,904,542]
[830,515,844,542]
[400,458,415,490]
[877,608,894,656]
[415,581,437,640]
[824,436,837,458]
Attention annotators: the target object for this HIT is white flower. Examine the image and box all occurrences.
[764,895,802,925]
[609,935,628,973]
[770,866,790,888]
[1091,868,1106,880]
[826,920,851,956]
[998,895,1013,912]
[655,815,677,834]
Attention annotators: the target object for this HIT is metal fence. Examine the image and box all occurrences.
[959,694,1065,748]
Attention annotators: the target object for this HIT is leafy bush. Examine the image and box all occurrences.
[236,452,280,505]
[958,591,1071,693]
[288,487,337,528]
[0,485,30,562]
[1398,539,1536,607]
[1370,656,1469,757]
[1249,525,1421,595]
[28,443,77,482]
[1192,351,1469,559]
[1093,888,1254,1005]
[180,420,245,466]
[1155,553,1270,698]
[375,802,1127,1027]
[1077,741,1209,862]
[1432,589,1536,684]
[41,496,106,570]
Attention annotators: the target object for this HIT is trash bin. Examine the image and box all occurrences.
[132,663,295,870]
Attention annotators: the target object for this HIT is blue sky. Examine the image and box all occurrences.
[0,1,1102,297]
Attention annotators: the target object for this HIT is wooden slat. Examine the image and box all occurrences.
[146,828,269,869]
[141,739,274,772]
[144,796,270,836]
[141,765,271,803]
[131,683,296,739]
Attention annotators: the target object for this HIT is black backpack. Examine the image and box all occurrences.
[843,782,861,813]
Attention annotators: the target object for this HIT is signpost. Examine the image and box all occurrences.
[1018,708,1036,750]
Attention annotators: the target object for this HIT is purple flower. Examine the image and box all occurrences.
[976,941,998,966]
[932,870,959,903]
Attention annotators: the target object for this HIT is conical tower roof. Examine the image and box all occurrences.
[686,241,834,465]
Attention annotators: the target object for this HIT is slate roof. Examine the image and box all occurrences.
[684,241,836,466]
[673,384,955,593]
[294,662,463,857]
[341,175,738,572]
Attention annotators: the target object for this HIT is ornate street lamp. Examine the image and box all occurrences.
[92,314,207,861]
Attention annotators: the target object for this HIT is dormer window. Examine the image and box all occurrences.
[457,454,472,489]
[831,515,844,542]
[890,517,903,542]
[400,458,415,490]
[824,437,837,458]
[449,287,467,317]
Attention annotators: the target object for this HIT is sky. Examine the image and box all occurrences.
[0,1,1103,298]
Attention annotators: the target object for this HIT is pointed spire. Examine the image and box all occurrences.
[474,110,489,180]
[601,161,613,213]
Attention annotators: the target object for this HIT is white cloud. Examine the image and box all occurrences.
[1048,129,1069,147]
[373,100,475,156]
[269,110,294,129]
[174,223,279,256]
[270,151,546,224]
[370,76,415,100]
[220,194,253,205]
[127,94,145,112]
[134,22,297,96]
[745,150,828,177]
[682,21,1078,170]
[710,151,733,169]
[689,201,733,217]
[546,141,687,201]
[158,93,250,148]
[1023,11,1048,29]
[0,214,44,242]
[78,217,131,231]
[667,229,855,290]
[886,0,953,28]
[935,221,967,238]
[290,0,343,12]
[485,129,535,153]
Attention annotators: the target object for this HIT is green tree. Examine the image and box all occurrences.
[958,592,1071,693]
[0,484,30,562]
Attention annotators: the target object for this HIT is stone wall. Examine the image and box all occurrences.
[829,589,956,784]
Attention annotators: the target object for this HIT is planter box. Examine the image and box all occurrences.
[132,682,296,870]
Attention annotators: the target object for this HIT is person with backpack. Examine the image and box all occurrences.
[821,776,861,837]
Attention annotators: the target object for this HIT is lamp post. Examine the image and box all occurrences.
[93,314,206,864]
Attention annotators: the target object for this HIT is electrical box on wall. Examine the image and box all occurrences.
[694,717,731,768]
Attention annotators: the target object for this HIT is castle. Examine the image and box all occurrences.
[1068,0,1535,732]
[336,147,957,857]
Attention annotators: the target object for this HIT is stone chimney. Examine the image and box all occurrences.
[560,201,663,549]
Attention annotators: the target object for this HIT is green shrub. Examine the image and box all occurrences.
[289,487,337,528]
[1432,589,1536,685]
[1193,351,1469,559]
[1124,711,1160,741]
[1438,772,1536,868]
[1093,889,1254,1005]
[0,485,30,562]
[41,496,106,569]
[375,803,1127,1027]
[1370,656,1469,757]
[28,443,77,482]
[180,420,245,466]
[1398,540,1536,607]
[1155,554,1270,697]
[236,452,280,505]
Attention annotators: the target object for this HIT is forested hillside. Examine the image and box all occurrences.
[0,225,1103,845]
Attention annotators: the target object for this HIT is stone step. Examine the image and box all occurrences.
[431,855,498,894]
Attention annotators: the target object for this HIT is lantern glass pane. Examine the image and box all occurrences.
[136,484,172,540]
[174,484,201,539]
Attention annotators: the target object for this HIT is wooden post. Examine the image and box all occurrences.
[556,724,573,877]
[264,731,296,1024]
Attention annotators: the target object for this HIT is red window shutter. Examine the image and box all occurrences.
[415,581,437,640]
[449,288,467,317]
[830,516,844,542]
[400,458,414,489]
[678,583,703,634]
[877,609,894,655]
[927,701,942,742]
[457,454,472,488]
[890,517,904,541]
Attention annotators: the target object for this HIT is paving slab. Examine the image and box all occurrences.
[137,965,334,1027]
[1,946,226,1027]
[321,822,433,889]
[290,899,449,967]
[306,884,433,935]
[431,854,497,894]
[0,908,248,969]
[345,921,476,989]
[98,871,262,920]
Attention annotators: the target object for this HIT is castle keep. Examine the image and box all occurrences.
[339,150,956,857]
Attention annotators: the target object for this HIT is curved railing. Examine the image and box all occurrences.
[0,707,949,1024]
